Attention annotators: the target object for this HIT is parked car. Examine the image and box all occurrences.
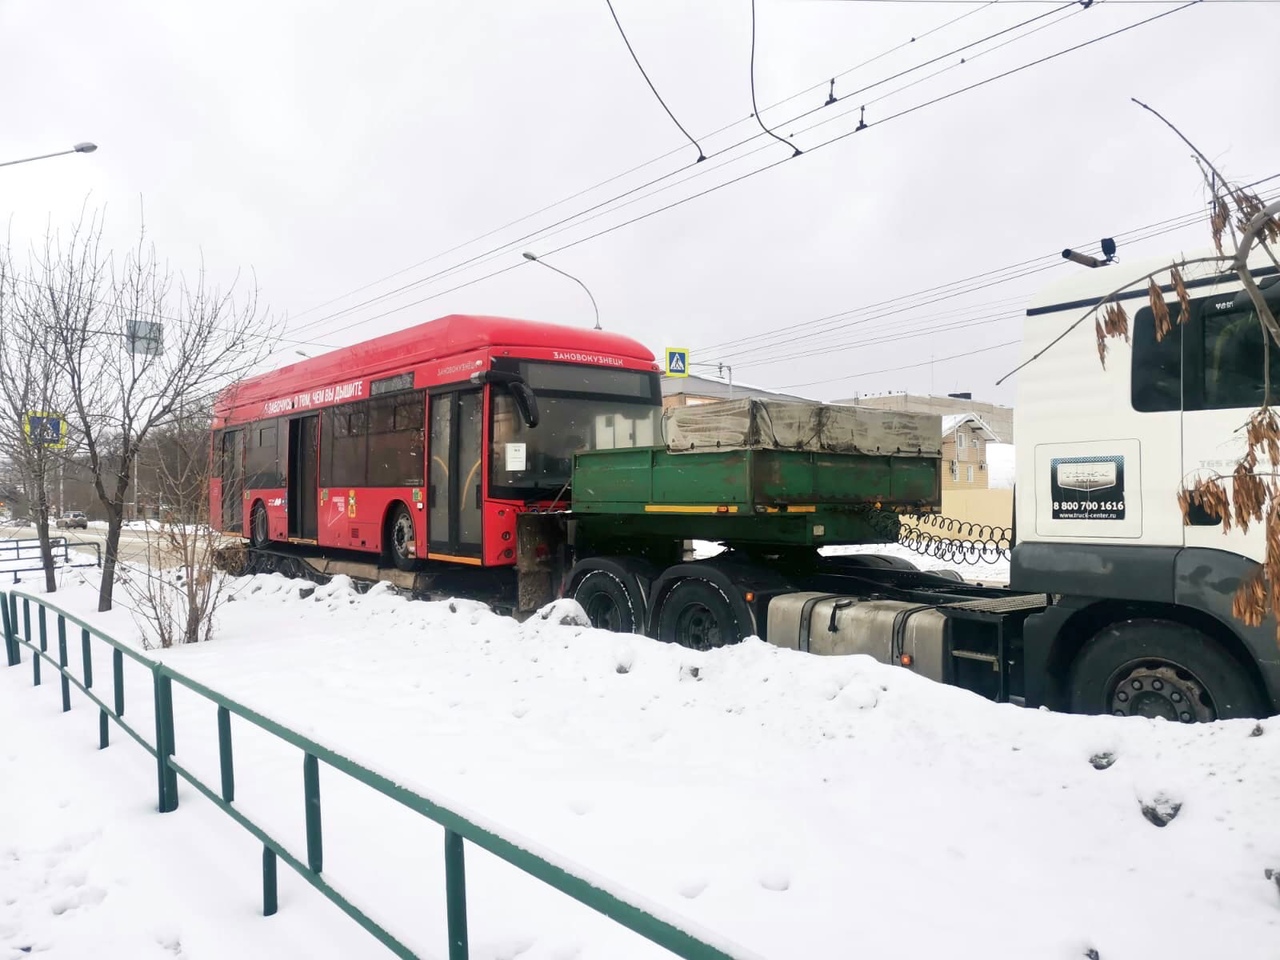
[55,511,88,529]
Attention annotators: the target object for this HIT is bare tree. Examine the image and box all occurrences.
[0,230,80,592]
[120,405,242,646]
[36,212,278,611]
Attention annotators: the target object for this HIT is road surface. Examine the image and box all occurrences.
[0,523,208,568]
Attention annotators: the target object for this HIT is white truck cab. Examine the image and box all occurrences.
[1011,247,1280,718]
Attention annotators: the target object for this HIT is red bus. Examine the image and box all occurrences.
[211,314,660,576]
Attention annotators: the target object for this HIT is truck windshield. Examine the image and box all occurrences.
[489,362,661,500]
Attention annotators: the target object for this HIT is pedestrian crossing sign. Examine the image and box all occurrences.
[665,347,689,378]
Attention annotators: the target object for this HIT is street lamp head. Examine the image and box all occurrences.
[521,252,538,262]
[73,142,98,154]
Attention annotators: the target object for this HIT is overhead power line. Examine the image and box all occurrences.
[284,0,1108,345]
[696,177,1280,365]
[283,1,1203,352]
[604,0,706,161]
[776,340,1022,390]
[277,0,1049,336]
[750,0,803,156]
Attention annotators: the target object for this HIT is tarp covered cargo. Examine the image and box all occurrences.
[662,399,941,457]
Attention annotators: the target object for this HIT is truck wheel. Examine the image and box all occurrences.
[250,502,269,549]
[387,504,419,572]
[573,569,641,634]
[656,578,741,651]
[1068,618,1264,721]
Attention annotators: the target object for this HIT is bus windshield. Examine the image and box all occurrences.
[489,362,661,500]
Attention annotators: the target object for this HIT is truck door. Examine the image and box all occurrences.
[427,389,484,561]
[1181,285,1280,562]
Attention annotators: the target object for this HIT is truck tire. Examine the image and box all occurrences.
[250,502,269,549]
[655,578,742,651]
[1068,618,1264,721]
[573,569,643,634]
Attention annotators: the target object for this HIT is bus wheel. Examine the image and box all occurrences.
[655,578,741,651]
[1068,618,1264,721]
[250,502,269,549]
[387,504,419,572]
[573,569,640,634]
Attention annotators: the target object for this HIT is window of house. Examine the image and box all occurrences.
[966,465,974,483]
[956,431,966,449]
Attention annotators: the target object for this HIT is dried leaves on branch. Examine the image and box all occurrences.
[1091,112,1280,644]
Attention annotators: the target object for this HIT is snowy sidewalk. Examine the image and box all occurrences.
[0,659,375,960]
[3,572,1280,959]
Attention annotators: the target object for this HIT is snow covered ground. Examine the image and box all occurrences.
[2,567,1279,959]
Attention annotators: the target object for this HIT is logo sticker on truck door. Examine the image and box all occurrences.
[1050,455,1125,520]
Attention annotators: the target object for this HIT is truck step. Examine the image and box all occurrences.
[951,649,1000,665]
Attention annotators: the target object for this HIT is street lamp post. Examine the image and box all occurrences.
[0,142,98,170]
[521,252,602,330]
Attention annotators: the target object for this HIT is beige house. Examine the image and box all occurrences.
[941,413,1000,490]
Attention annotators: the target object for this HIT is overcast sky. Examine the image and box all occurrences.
[3,0,1277,407]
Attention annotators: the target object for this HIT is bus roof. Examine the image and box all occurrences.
[219,313,657,418]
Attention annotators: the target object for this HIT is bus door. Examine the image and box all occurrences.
[288,415,320,540]
[428,389,484,560]
[220,429,245,533]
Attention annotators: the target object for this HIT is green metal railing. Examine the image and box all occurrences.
[1,589,752,960]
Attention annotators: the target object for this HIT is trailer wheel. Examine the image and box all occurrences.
[249,502,269,549]
[656,578,741,651]
[1068,618,1264,721]
[387,504,419,572]
[573,569,641,634]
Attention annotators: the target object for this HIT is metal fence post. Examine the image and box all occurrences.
[445,830,470,960]
[6,594,17,666]
[217,706,235,802]
[262,846,279,917]
[1,593,15,667]
[113,649,124,717]
[81,628,92,689]
[57,616,70,712]
[153,670,178,813]
[37,605,46,653]
[303,753,323,874]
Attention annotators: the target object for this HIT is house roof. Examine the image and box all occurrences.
[941,412,1001,442]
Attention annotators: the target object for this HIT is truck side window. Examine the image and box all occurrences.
[1131,303,1182,412]
[1200,307,1280,410]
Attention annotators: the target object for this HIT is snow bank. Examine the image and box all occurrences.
[2,572,1277,959]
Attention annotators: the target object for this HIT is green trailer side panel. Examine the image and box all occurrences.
[569,445,939,547]
[652,450,752,505]
[572,447,939,512]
